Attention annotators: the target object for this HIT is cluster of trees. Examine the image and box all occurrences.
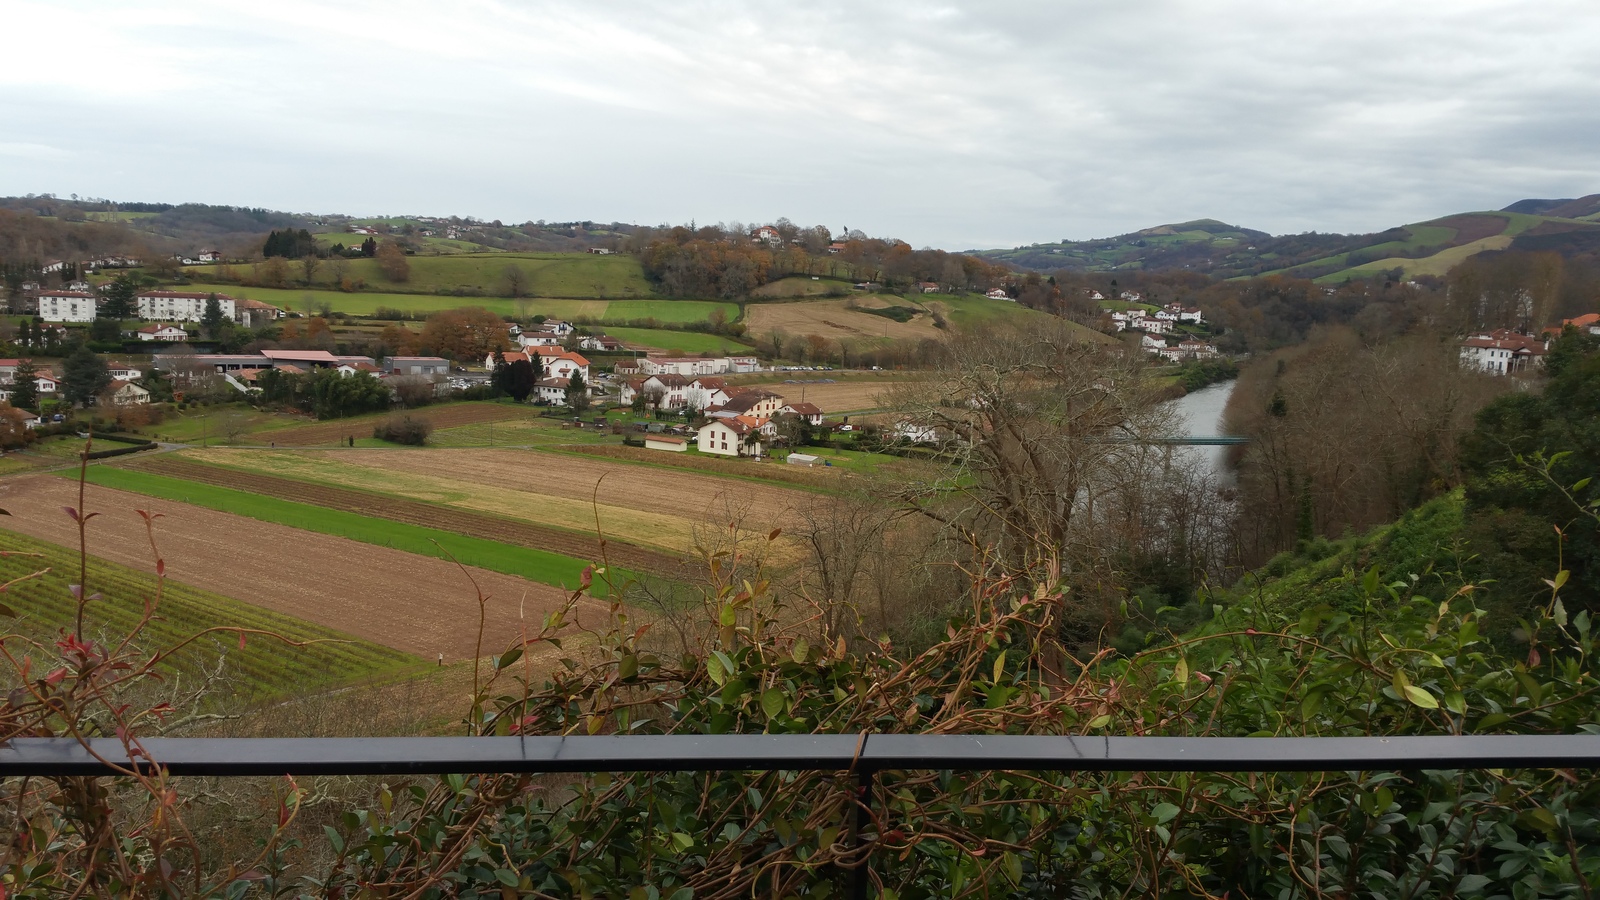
[252,367,391,419]
[260,228,319,259]
[488,349,540,402]
[1224,327,1510,565]
[633,220,1010,298]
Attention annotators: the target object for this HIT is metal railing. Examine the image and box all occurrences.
[5,734,1598,898]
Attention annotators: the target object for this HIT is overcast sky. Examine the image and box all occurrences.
[2,1,1597,249]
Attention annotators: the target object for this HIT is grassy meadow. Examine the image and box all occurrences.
[181,283,735,325]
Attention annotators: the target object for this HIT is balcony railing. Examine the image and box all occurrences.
[5,734,1598,898]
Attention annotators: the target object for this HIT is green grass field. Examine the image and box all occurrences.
[0,529,418,706]
[191,252,656,298]
[601,326,756,354]
[182,283,734,325]
[76,466,622,592]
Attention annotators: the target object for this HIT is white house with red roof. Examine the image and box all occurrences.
[1459,330,1548,375]
[779,401,825,425]
[697,416,768,458]
[137,324,189,342]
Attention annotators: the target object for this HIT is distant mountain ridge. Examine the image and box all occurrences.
[980,195,1600,282]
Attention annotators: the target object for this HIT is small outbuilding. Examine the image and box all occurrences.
[644,435,688,453]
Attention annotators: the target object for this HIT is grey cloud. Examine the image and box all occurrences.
[1,0,1596,247]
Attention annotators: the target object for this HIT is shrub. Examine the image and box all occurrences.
[372,413,432,445]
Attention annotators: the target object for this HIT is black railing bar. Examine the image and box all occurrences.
[3,734,1599,778]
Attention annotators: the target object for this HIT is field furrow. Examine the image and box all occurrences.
[125,455,688,579]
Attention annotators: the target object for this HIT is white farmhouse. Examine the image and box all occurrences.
[697,416,767,458]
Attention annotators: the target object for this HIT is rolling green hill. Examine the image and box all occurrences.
[980,195,1600,282]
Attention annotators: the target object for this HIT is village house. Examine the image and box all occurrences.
[916,282,940,293]
[137,323,189,342]
[34,372,60,395]
[890,420,945,444]
[778,401,825,425]
[707,389,784,420]
[697,416,768,458]
[685,376,733,410]
[336,361,384,377]
[1177,339,1219,359]
[1546,313,1600,337]
[109,365,142,381]
[1141,334,1167,354]
[532,346,589,381]
[533,377,580,405]
[37,290,98,322]
[620,373,692,409]
[577,334,624,351]
[752,225,783,245]
[1139,317,1173,335]
[985,288,1010,300]
[1178,307,1205,324]
[106,380,150,406]
[137,291,237,323]
[232,296,286,328]
[1459,330,1548,375]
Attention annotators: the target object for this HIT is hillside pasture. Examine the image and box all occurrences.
[182,284,733,325]
[751,276,853,298]
[1322,234,1516,282]
[603,326,756,354]
[189,252,655,298]
[745,297,944,343]
[0,475,603,660]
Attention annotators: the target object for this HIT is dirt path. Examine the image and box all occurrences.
[0,475,607,661]
[125,455,688,579]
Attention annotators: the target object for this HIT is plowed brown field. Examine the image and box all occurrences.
[125,456,686,579]
[269,404,530,446]
[0,476,604,660]
[306,449,810,530]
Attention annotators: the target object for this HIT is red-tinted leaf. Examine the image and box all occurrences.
[239,631,247,650]
[155,558,165,576]
[43,667,66,686]
[62,507,78,522]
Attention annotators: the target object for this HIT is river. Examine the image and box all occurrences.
[1168,379,1237,482]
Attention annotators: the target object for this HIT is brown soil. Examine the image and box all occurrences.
[269,404,530,446]
[744,298,942,342]
[0,475,605,660]
[1433,214,1510,245]
[325,448,813,529]
[124,456,689,579]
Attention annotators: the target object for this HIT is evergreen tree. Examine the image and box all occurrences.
[61,344,111,407]
[89,317,121,343]
[16,320,32,349]
[361,237,378,257]
[201,293,227,338]
[10,359,38,411]
[566,370,589,412]
[504,359,535,402]
[102,274,138,319]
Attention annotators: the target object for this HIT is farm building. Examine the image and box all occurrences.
[387,356,450,376]
[787,453,820,467]
[644,435,688,453]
